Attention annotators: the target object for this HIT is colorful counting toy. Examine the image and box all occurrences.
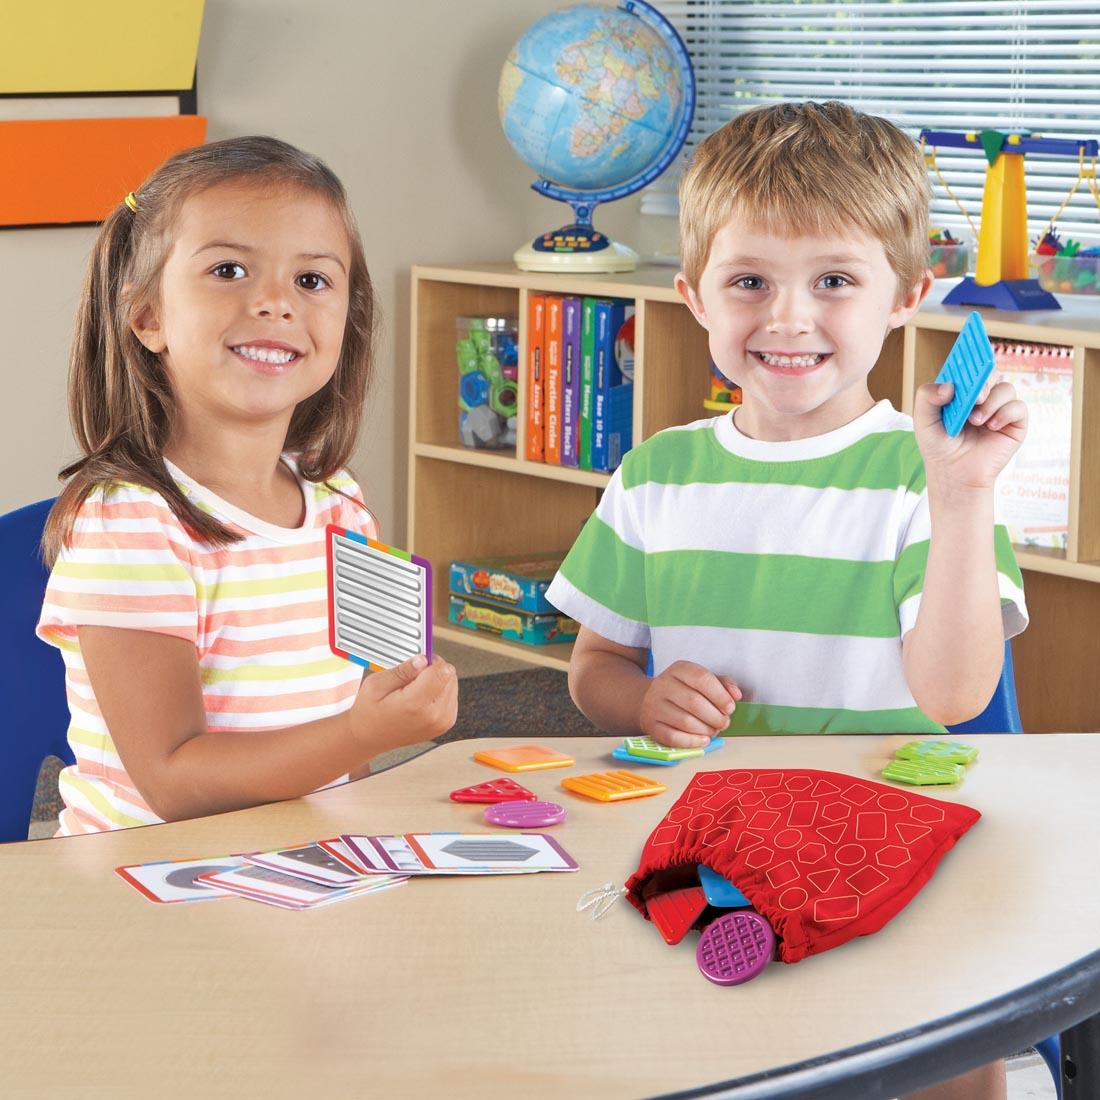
[696,911,775,987]
[560,771,667,802]
[935,311,996,437]
[449,779,537,804]
[882,758,964,786]
[483,800,566,828]
[473,745,576,772]
[895,740,978,766]
[611,737,726,767]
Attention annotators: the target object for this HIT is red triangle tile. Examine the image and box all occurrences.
[449,778,537,804]
[647,885,708,945]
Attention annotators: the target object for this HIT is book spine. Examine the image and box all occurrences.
[560,297,582,467]
[578,297,596,470]
[545,296,562,465]
[525,293,546,462]
[592,299,626,471]
[605,381,634,472]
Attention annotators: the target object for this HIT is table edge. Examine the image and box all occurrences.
[653,946,1100,1099]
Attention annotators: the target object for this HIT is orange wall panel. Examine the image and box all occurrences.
[0,115,208,226]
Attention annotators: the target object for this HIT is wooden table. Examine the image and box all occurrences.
[3,735,1099,1099]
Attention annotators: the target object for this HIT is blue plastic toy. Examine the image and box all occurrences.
[698,863,751,908]
[611,737,725,767]
[935,311,996,436]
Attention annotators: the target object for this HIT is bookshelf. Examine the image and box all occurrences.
[408,264,1100,731]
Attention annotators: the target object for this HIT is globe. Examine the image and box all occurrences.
[499,0,695,272]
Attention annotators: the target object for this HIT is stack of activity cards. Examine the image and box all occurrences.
[611,735,726,767]
[116,833,581,909]
[114,842,408,910]
[194,840,409,910]
[197,840,409,909]
[337,831,579,876]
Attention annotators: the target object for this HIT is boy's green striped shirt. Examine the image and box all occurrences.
[546,402,1028,736]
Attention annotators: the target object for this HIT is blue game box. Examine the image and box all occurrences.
[448,553,567,615]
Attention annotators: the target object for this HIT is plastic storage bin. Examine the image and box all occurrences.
[928,240,972,279]
[456,315,519,449]
[1035,252,1100,296]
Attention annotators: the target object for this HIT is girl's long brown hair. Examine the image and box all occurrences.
[42,135,376,565]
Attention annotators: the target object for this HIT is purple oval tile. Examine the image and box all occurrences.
[483,800,566,828]
[696,911,775,986]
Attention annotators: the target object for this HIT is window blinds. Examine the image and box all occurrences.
[645,1,1100,247]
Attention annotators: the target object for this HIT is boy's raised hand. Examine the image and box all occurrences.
[913,375,1028,493]
[348,654,459,755]
[640,660,742,748]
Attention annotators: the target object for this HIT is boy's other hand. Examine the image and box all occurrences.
[640,660,742,748]
[913,375,1028,494]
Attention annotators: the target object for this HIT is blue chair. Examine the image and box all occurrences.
[946,638,1023,736]
[0,498,73,843]
[946,641,1061,1097]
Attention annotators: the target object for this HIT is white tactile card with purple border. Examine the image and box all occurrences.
[326,524,432,671]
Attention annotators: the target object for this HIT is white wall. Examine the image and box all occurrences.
[0,0,671,539]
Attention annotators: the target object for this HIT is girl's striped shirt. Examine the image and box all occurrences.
[36,457,377,835]
[546,401,1027,735]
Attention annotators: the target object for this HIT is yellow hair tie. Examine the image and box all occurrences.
[123,192,138,213]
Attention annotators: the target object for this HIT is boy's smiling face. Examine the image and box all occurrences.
[677,213,931,441]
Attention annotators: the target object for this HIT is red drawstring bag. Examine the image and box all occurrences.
[625,768,980,963]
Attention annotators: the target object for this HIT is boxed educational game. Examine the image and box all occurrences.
[447,594,579,646]
[449,553,567,614]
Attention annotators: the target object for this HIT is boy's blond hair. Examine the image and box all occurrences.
[679,101,930,295]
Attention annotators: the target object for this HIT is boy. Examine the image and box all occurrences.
[545,102,1027,1100]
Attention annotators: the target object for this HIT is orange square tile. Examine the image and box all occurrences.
[473,744,576,772]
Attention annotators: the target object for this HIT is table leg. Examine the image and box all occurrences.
[1062,1012,1100,1095]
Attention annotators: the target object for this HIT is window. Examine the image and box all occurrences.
[648,1,1100,246]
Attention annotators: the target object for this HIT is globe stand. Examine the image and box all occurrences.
[514,201,638,273]
[501,0,696,278]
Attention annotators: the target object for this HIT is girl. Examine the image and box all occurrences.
[37,136,458,835]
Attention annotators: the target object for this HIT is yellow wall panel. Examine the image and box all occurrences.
[1,1,204,93]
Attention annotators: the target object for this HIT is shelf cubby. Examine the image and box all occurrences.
[410,265,1100,730]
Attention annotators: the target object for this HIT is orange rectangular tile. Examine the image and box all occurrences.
[0,115,207,226]
[560,770,667,802]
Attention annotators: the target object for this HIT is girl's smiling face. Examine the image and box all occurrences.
[132,179,352,433]
[677,214,931,441]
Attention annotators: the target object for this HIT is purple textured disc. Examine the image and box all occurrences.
[483,799,566,828]
[696,911,775,987]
